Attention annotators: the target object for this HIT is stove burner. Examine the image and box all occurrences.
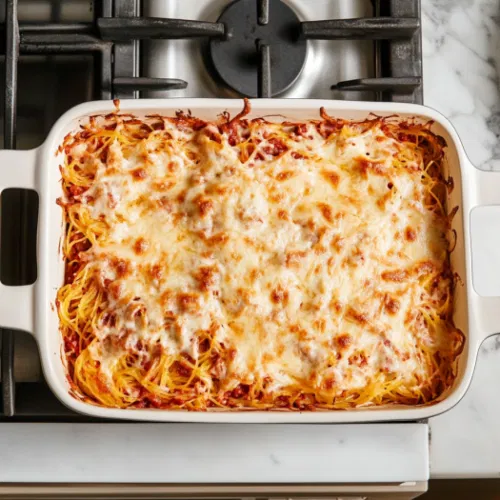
[209,0,306,97]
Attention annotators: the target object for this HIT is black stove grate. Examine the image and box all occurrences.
[327,0,423,103]
[0,0,423,421]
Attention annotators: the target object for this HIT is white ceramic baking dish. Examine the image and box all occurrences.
[1,98,499,423]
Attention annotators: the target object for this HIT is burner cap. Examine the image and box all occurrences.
[209,0,306,97]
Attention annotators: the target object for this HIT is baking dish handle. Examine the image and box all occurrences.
[471,163,500,342]
[0,148,38,335]
[0,285,35,334]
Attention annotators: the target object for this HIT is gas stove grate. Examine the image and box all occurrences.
[1,0,422,421]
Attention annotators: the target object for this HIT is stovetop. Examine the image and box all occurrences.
[0,0,423,421]
[143,0,422,102]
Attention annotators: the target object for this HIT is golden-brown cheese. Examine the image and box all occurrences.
[67,117,453,401]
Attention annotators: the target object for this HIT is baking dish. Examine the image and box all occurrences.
[1,98,499,423]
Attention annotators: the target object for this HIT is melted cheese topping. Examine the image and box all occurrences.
[57,108,463,410]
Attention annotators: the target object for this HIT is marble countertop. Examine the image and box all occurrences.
[424,0,500,478]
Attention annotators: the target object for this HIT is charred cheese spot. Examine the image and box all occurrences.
[195,265,219,292]
[317,202,334,223]
[313,244,326,255]
[277,209,289,221]
[131,167,147,181]
[381,269,408,282]
[354,157,385,177]
[112,258,130,278]
[269,190,286,204]
[133,237,149,255]
[331,234,345,252]
[413,260,437,276]
[108,281,123,301]
[152,180,174,192]
[346,307,368,325]
[206,232,229,246]
[322,376,335,390]
[177,292,200,313]
[147,263,163,282]
[348,352,367,367]
[405,226,417,242]
[321,170,340,188]
[285,250,307,268]
[276,170,295,181]
[313,318,326,333]
[176,190,187,203]
[331,301,343,313]
[248,268,263,284]
[270,285,289,306]
[384,296,400,315]
[336,333,352,349]
[377,191,393,210]
[193,194,214,217]
[157,197,174,212]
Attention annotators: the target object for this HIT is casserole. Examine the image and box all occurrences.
[1,98,499,422]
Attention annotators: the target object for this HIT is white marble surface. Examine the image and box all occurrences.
[424,0,500,478]
[0,423,428,483]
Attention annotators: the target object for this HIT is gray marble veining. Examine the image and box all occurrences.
[425,0,500,478]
